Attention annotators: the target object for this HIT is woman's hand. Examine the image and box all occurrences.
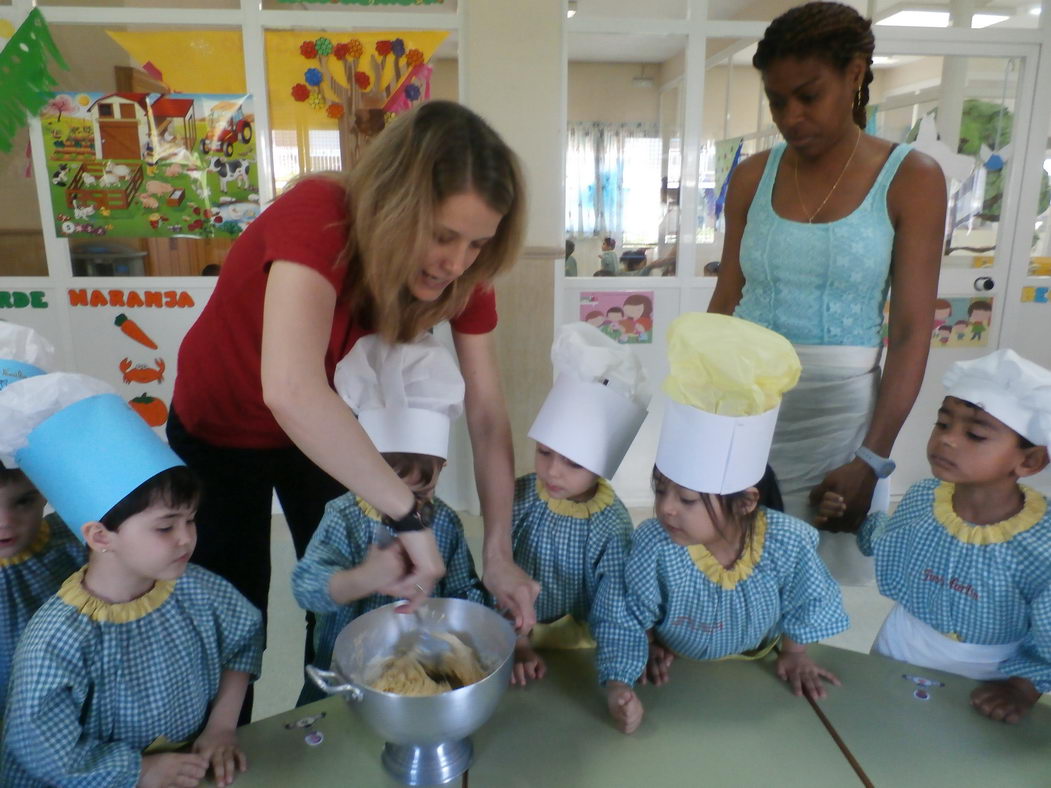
[388,529,445,611]
[809,458,876,532]
[483,557,540,633]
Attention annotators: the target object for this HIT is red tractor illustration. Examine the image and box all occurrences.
[200,101,252,158]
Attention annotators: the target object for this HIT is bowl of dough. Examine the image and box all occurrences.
[306,597,515,786]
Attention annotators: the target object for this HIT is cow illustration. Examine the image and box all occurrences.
[208,158,251,193]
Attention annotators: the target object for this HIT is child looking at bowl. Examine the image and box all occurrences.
[593,314,848,734]
[511,322,649,685]
[294,334,486,704]
[821,349,1051,723]
[0,324,84,719]
[0,372,262,787]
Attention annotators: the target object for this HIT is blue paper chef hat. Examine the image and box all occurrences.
[0,321,56,391]
[0,372,184,538]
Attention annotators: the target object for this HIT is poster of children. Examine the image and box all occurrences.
[580,291,654,344]
[931,296,994,348]
[41,92,259,240]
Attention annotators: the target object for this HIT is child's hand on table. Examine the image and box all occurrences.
[971,677,1040,724]
[776,643,841,700]
[139,752,208,788]
[511,634,547,686]
[606,681,644,734]
[192,725,247,787]
[641,635,674,686]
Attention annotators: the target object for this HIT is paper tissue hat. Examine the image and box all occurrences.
[0,321,56,390]
[943,349,1051,447]
[334,333,465,459]
[527,322,651,479]
[656,313,800,494]
[0,372,184,535]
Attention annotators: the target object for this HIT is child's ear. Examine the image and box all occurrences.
[736,487,760,516]
[1016,446,1050,478]
[81,521,113,552]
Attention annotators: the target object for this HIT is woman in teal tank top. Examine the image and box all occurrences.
[709,2,947,582]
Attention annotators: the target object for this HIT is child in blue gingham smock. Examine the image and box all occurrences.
[594,314,848,734]
[0,372,263,787]
[295,332,486,703]
[511,323,649,685]
[823,349,1051,724]
[294,490,486,704]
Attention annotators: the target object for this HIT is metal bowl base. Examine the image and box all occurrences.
[381,738,473,786]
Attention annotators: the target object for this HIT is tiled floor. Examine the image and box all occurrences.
[252,509,895,721]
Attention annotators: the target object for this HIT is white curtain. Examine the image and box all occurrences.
[565,122,660,239]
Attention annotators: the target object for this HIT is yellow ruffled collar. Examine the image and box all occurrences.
[536,476,615,518]
[933,481,1046,545]
[0,519,52,568]
[686,509,768,590]
[57,566,175,623]
[357,497,381,521]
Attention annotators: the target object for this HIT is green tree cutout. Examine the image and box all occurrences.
[909,99,1050,254]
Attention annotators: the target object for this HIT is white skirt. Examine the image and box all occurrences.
[768,344,889,586]
[872,603,1018,681]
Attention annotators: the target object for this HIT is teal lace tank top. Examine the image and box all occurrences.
[735,141,913,347]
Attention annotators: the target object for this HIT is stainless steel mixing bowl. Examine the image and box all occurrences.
[307,598,516,785]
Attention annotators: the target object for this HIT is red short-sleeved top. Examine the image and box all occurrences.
[172,178,498,449]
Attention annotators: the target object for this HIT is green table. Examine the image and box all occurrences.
[468,649,862,787]
[235,695,457,788]
[808,644,1051,787]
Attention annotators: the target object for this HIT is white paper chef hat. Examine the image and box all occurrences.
[656,313,801,494]
[0,321,56,391]
[527,322,650,479]
[334,333,465,460]
[943,349,1051,447]
[0,372,185,536]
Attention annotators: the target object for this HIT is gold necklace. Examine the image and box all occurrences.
[793,127,862,223]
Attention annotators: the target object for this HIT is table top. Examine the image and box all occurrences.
[807,644,1051,788]
[468,648,862,788]
[234,694,457,788]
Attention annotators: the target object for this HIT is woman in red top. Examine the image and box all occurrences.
[168,102,539,692]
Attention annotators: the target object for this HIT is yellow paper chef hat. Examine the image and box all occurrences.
[334,333,465,460]
[528,322,650,479]
[656,313,800,494]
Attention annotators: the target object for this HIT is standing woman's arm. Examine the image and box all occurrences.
[811,152,946,529]
[261,261,444,604]
[708,153,767,316]
[453,329,540,633]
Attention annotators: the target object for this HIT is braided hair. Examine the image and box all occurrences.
[753,2,875,129]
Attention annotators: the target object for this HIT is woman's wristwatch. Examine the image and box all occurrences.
[854,446,896,479]
[385,505,431,532]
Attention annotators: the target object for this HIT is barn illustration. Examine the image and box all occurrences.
[89,93,151,160]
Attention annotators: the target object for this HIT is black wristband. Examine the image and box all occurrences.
[385,506,430,533]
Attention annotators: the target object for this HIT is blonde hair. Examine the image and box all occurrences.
[326,101,526,342]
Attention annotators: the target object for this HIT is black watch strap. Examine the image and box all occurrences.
[385,506,430,533]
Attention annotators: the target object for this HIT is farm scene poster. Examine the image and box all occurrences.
[41,92,259,240]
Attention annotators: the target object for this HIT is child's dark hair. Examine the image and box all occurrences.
[753,1,875,129]
[956,399,1036,449]
[652,466,766,551]
[0,466,29,486]
[99,466,200,531]
[382,452,444,499]
[603,236,616,248]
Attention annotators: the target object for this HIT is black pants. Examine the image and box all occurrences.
[166,408,345,721]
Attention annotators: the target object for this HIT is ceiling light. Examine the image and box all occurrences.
[632,64,654,88]
[877,9,1009,27]
[1030,5,1041,14]
[567,1,577,18]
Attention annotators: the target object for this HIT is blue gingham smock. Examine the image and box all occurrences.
[293,494,487,672]
[0,515,84,714]
[858,478,1051,691]
[0,563,263,787]
[594,507,849,686]
[511,474,633,627]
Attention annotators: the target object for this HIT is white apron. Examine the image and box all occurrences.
[767,344,889,586]
[872,603,1019,680]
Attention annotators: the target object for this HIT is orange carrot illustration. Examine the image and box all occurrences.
[114,313,158,349]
